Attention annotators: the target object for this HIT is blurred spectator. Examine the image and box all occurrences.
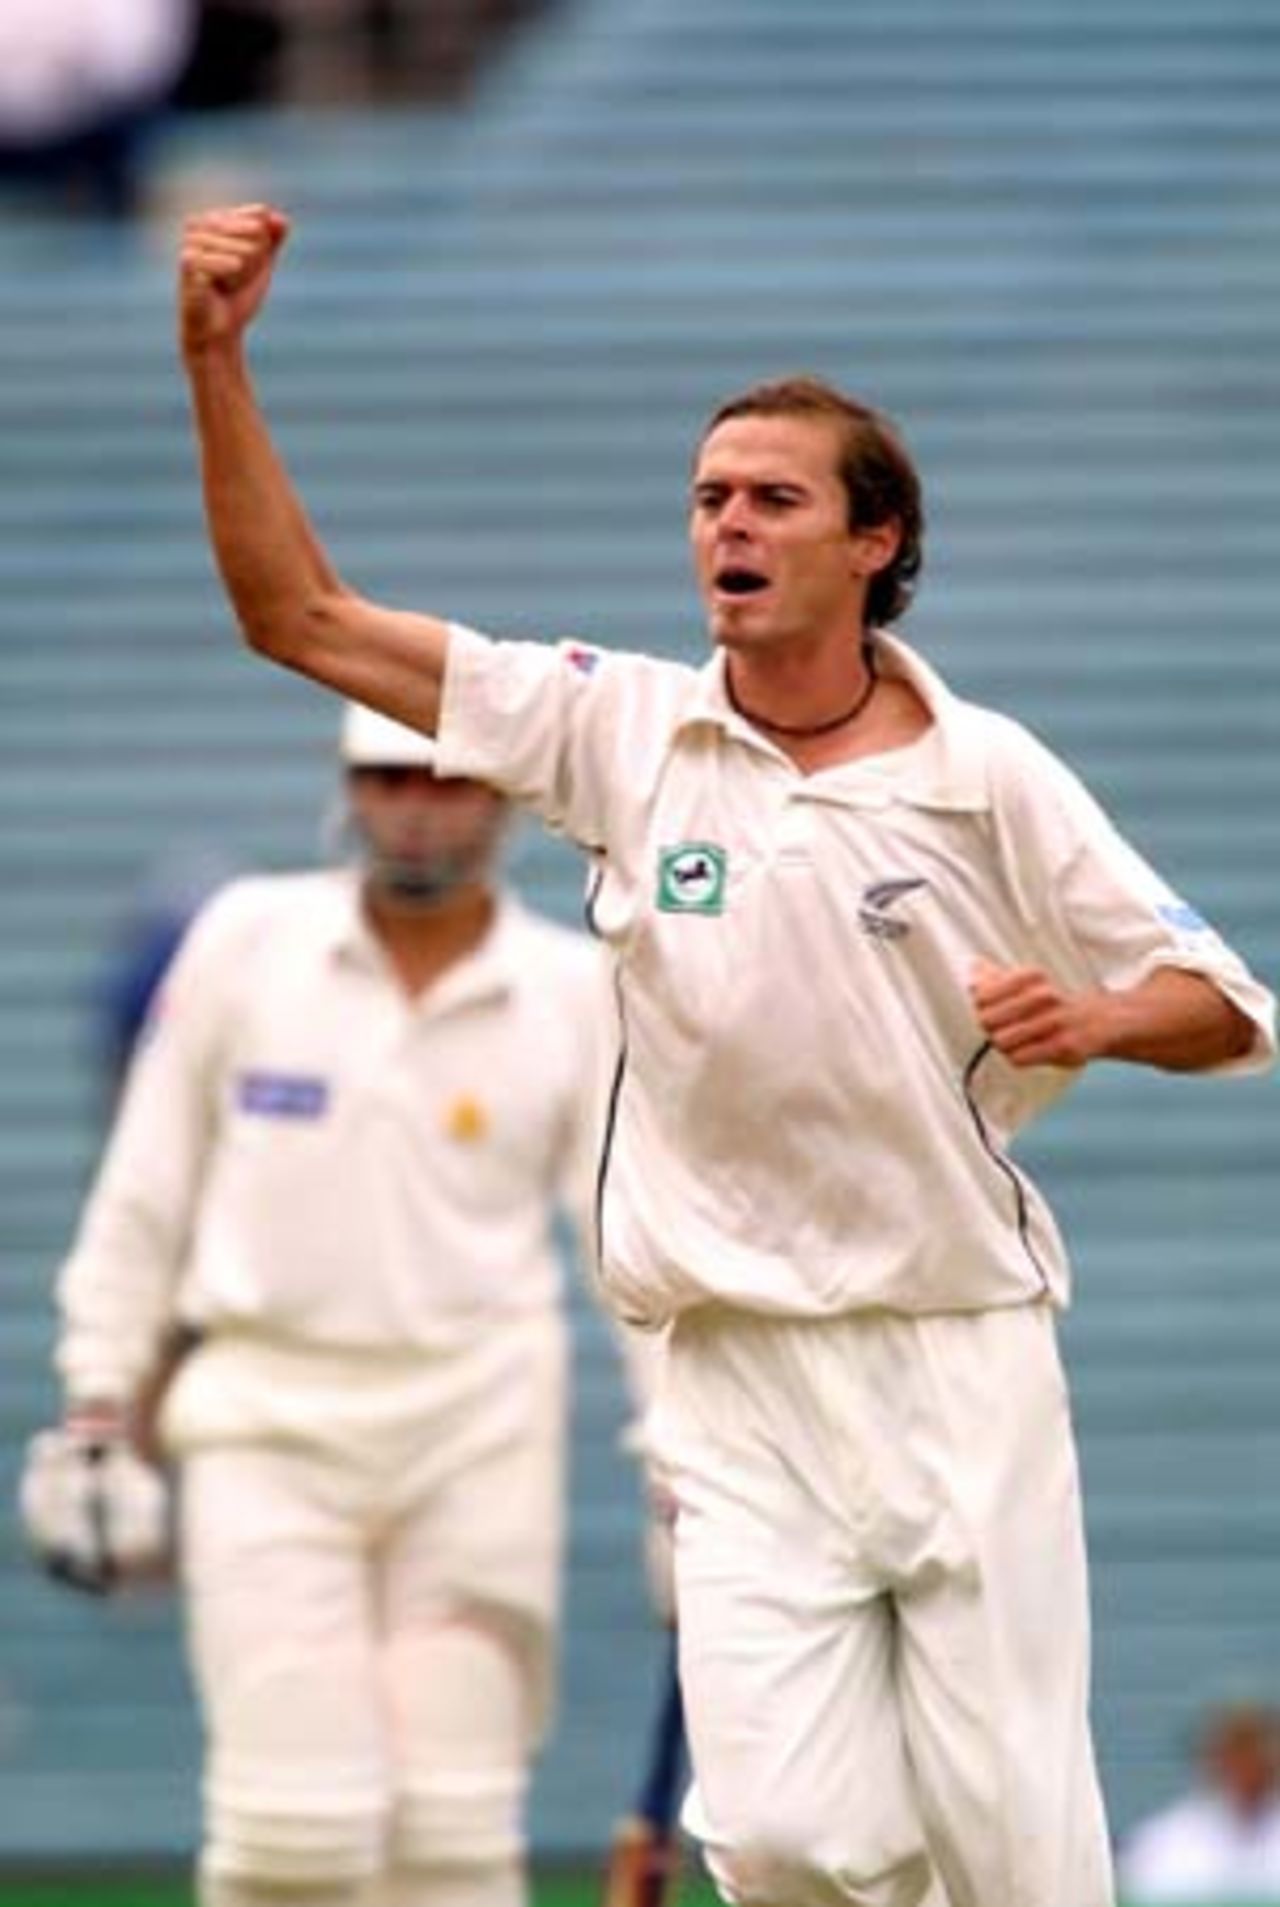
[93,843,238,1109]
[347,0,550,102]
[172,2,286,112]
[1119,1703,1280,1902]
[0,0,197,219]
[266,0,552,105]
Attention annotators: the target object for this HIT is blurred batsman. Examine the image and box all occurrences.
[22,702,651,1907]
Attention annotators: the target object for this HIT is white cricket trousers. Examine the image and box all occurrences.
[163,1317,567,1902]
[649,1302,1114,1907]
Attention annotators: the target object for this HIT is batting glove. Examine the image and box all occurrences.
[18,1410,172,1595]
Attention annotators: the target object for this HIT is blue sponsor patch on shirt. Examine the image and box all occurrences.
[1157,900,1212,935]
[237,1071,329,1119]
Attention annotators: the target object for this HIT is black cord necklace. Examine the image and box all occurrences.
[728,641,878,740]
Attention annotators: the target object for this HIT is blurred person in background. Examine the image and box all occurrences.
[23,700,658,1907]
[172,204,1278,1907]
[259,0,551,106]
[93,842,239,1111]
[1118,1703,1280,1903]
[0,0,196,219]
[172,2,286,114]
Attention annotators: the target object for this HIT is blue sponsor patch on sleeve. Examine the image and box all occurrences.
[237,1071,329,1119]
[1157,900,1212,935]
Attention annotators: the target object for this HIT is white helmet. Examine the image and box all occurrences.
[336,701,506,909]
[340,701,437,769]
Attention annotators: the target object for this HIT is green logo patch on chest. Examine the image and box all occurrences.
[656,842,728,915]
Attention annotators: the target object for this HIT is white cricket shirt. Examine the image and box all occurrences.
[435,624,1276,1327]
[57,872,606,1402]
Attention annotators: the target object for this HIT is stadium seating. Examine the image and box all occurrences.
[1,0,1278,1865]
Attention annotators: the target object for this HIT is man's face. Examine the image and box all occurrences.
[1207,1715,1280,1814]
[347,766,506,902]
[689,413,892,654]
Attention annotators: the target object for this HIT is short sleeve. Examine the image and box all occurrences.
[436,623,697,855]
[434,625,626,848]
[992,722,1276,1075]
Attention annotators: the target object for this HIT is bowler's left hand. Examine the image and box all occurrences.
[969,959,1099,1070]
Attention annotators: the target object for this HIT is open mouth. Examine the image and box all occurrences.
[715,568,770,597]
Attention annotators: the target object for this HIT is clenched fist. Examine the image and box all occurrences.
[969,958,1099,1070]
[178,203,291,360]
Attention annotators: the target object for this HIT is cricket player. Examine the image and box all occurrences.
[24,700,644,1907]
[173,205,1276,1907]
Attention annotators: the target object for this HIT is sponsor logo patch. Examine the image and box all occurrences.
[1157,900,1212,935]
[656,842,728,915]
[237,1071,329,1119]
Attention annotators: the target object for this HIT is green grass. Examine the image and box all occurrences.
[0,1885,179,1907]
[0,1866,722,1907]
[0,1881,178,1907]
[0,1871,1264,1907]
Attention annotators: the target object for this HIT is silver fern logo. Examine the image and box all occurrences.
[858,877,929,940]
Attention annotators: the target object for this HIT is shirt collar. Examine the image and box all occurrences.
[676,630,990,812]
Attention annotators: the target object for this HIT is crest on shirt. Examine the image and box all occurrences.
[445,1095,489,1142]
[656,842,728,916]
[858,877,929,941]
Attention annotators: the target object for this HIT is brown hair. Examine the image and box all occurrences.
[702,376,924,626]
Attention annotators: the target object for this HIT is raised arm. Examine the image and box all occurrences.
[178,203,448,734]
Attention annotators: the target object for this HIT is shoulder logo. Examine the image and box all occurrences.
[560,641,603,677]
[858,876,928,941]
[1157,899,1213,936]
[657,842,728,915]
